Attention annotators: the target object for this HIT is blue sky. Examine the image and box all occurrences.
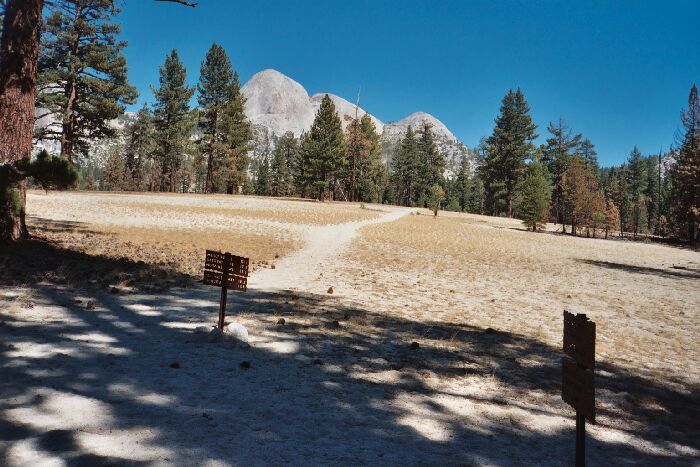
[119,0,699,166]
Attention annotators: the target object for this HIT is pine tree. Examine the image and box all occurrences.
[455,155,471,211]
[626,146,648,238]
[467,171,485,214]
[218,72,252,193]
[294,131,309,197]
[644,156,660,233]
[416,122,446,204]
[578,139,598,169]
[0,0,42,240]
[103,142,126,191]
[124,104,154,191]
[36,0,138,162]
[671,84,700,242]
[151,49,194,192]
[357,113,386,203]
[255,155,271,196]
[482,89,538,217]
[301,94,346,200]
[197,43,233,193]
[270,132,297,197]
[345,115,364,201]
[391,126,420,206]
[518,160,552,231]
[541,118,582,229]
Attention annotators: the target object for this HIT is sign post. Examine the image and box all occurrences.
[203,250,249,330]
[562,311,596,467]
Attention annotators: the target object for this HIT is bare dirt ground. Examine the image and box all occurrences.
[1,192,698,466]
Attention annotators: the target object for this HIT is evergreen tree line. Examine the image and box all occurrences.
[455,86,700,242]
[30,1,388,199]
[251,96,387,202]
[26,0,699,242]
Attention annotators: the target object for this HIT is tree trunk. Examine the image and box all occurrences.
[0,0,44,242]
[60,78,77,162]
[205,114,217,193]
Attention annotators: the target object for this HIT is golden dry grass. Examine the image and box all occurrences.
[27,220,298,276]
[24,190,380,277]
[28,190,379,226]
[340,212,700,386]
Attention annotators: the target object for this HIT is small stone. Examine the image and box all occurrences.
[225,322,249,343]
[327,286,333,294]
[239,361,251,369]
[410,342,420,350]
[485,327,496,335]
[277,318,286,325]
[270,264,276,269]
[169,362,180,369]
[85,301,96,310]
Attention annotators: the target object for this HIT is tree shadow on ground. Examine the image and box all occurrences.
[577,259,700,280]
[0,240,697,465]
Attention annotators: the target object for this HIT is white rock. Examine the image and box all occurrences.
[242,69,316,138]
[194,326,214,334]
[225,322,249,343]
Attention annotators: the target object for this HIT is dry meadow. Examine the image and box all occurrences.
[1,191,698,465]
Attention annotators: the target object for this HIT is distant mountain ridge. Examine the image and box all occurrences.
[34,68,474,177]
[241,68,472,175]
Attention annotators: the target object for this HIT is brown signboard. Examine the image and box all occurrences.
[562,357,595,423]
[203,270,248,291]
[204,250,249,277]
[563,311,596,370]
[203,250,250,329]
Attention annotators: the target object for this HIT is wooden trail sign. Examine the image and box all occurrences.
[203,250,249,329]
[562,311,596,467]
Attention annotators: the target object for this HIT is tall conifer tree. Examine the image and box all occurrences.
[219,72,252,193]
[270,131,297,197]
[518,160,552,231]
[482,89,538,217]
[36,0,137,162]
[151,49,194,192]
[541,118,581,229]
[197,43,232,193]
[416,122,446,204]
[357,113,386,203]
[626,146,648,237]
[671,84,700,242]
[301,94,346,200]
[123,104,154,191]
[391,126,420,206]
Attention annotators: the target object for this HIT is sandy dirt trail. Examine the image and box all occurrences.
[250,207,410,291]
